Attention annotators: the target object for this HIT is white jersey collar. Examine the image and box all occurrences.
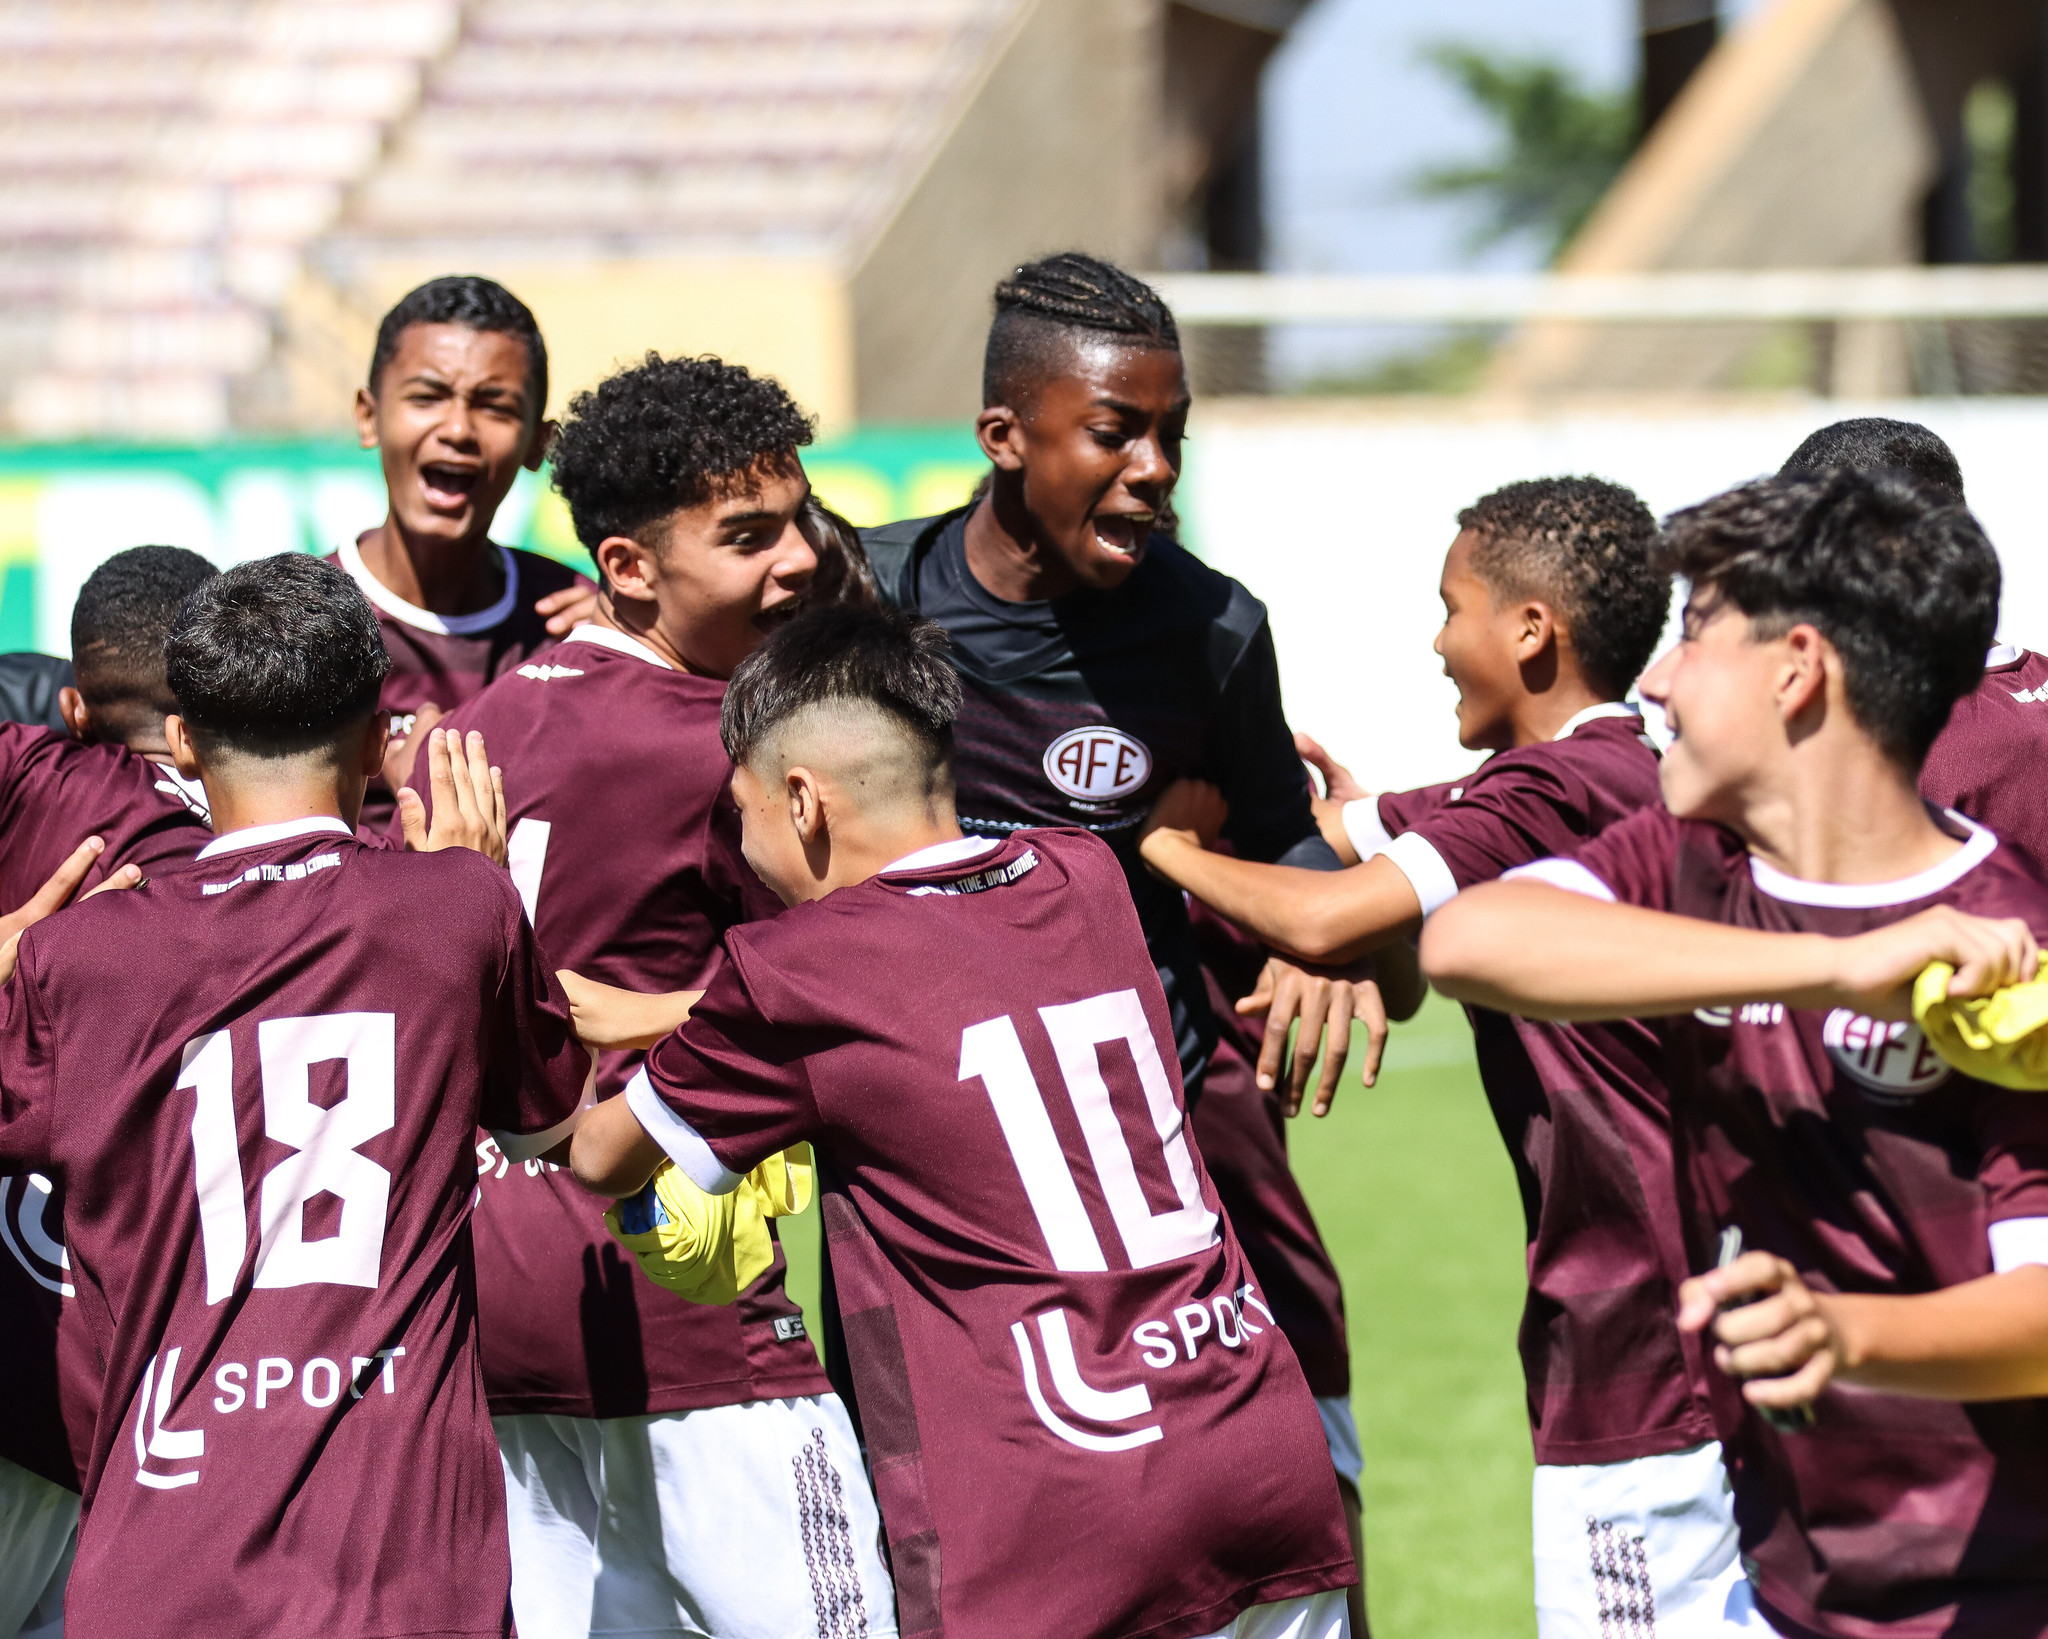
[561,623,676,670]
[881,836,1001,874]
[1552,701,1642,741]
[197,815,355,861]
[339,539,520,637]
[1987,643,2023,668]
[1748,810,1997,908]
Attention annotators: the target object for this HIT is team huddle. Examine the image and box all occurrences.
[0,254,2043,1639]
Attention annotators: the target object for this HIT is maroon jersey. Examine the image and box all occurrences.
[402,625,827,1419]
[1187,899,1350,1400]
[1380,707,1718,1464]
[1553,805,2048,1638]
[0,724,209,1493]
[0,819,590,1638]
[1920,644,2048,877]
[632,829,1353,1639]
[334,538,592,833]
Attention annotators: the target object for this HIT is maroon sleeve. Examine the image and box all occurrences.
[1975,1091,2048,1229]
[1402,755,1594,890]
[1537,805,1684,911]
[639,948,822,1177]
[0,943,56,1174]
[1376,778,1465,837]
[478,868,590,1138]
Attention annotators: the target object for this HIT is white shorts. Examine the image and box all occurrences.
[0,1453,75,1639]
[1194,1590,1351,1639]
[1314,1396,1363,1491]
[1532,1442,1762,1639]
[495,1396,897,1639]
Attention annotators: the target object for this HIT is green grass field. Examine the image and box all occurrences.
[780,992,1536,1639]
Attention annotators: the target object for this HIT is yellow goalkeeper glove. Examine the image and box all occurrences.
[605,1145,814,1304]
[1913,961,2048,1090]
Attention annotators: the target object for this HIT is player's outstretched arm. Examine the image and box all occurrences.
[0,837,144,984]
[1678,1251,2048,1406]
[571,1095,667,1199]
[397,727,509,865]
[558,972,702,1052]
[1141,779,1425,963]
[1424,880,2040,1021]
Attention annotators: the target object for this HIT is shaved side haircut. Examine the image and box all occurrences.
[982,252,1180,412]
[71,545,219,739]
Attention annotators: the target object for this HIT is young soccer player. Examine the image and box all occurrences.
[569,602,1357,1639]
[1143,479,1742,1638]
[1778,416,2048,877]
[404,355,893,1638]
[340,275,596,829]
[0,552,591,1637]
[1424,470,2048,1639]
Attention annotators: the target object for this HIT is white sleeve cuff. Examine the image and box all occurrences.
[623,1067,742,1194]
[1501,858,1618,903]
[1990,1216,2048,1273]
[1379,831,1462,917]
[1341,797,1393,862]
[490,1058,597,1162]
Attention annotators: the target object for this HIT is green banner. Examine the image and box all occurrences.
[0,427,985,654]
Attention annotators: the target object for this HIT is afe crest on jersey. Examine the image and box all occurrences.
[1042,726,1153,808]
[0,1172,71,1294]
[1822,1009,1952,1097]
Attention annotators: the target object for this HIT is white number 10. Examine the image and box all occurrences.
[179,1014,396,1305]
[959,989,1216,1272]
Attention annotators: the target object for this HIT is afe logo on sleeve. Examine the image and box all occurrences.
[1822,1009,1952,1097]
[1042,726,1153,807]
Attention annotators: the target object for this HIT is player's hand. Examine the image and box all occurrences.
[559,971,703,1052]
[0,838,144,983]
[1139,779,1228,865]
[535,581,599,637]
[1295,733,1367,865]
[1677,1251,1842,1413]
[382,701,443,793]
[1241,955,1389,1116]
[398,728,509,865]
[1826,905,2039,1018]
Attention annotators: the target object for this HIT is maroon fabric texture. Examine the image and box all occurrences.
[0,725,210,1491]
[1571,806,2048,1639]
[1187,900,1350,1399]
[1372,776,1469,840]
[642,830,1354,1639]
[1921,647,2048,877]
[333,544,591,834]
[1386,716,1717,1463]
[403,633,826,1418]
[0,831,588,1638]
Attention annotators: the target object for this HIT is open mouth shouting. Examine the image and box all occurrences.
[419,461,483,512]
[1092,511,1154,561]
[751,597,804,636]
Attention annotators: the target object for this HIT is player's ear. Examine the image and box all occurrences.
[522,416,556,472]
[353,385,380,450]
[58,687,92,744]
[359,713,390,779]
[164,715,202,779]
[593,536,657,603]
[785,767,826,845]
[975,404,1025,472]
[1777,623,1831,726]
[1513,601,1556,663]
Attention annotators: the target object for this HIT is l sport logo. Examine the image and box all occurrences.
[1042,726,1153,804]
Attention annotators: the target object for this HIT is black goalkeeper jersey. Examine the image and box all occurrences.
[865,507,1339,1085]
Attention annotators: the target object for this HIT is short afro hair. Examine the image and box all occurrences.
[369,275,547,419]
[721,603,959,777]
[1658,471,1998,767]
[1779,417,1964,506]
[984,252,1181,410]
[72,544,219,722]
[166,554,391,759]
[548,353,815,562]
[1457,477,1668,699]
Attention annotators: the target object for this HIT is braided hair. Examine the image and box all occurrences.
[982,252,1181,409]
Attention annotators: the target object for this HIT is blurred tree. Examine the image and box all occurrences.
[1410,44,1634,264]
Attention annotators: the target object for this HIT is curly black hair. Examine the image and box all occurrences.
[1458,477,1668,699]
[369,275,547,418]
[549,353,815,558]
[166,554,391,757]
[1659,471,1998,766]
[1779,417,1964,506]
[983,252,1180,410]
